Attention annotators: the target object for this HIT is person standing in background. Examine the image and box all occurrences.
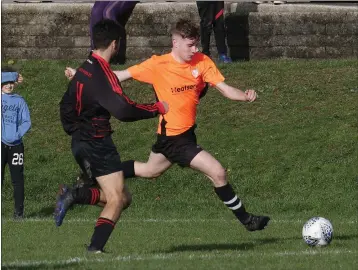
[196,1,232,63]
[90,1,139,64]
[1,67,31,220]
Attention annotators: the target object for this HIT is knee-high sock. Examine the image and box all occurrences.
[215,184,250,224]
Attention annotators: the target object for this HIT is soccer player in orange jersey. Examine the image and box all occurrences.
[65,19,269,232]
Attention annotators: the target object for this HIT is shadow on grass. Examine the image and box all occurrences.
[1,261,81,270]
[2,262,82,270]
[164,238,282,253]
[27,203,90,218]
[27,206,55,218]
[167,243,255,252]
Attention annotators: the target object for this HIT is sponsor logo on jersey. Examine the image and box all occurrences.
[171,84,196,94]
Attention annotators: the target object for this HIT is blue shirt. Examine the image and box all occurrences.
[1,92,31,146]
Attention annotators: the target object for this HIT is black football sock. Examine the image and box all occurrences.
[122,160,135,178]
[89,217,115,251]
[215,184,250,224]
[72,187,100,205]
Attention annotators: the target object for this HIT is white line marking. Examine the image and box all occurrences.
[2,218,357,224]
[2,250,357,268]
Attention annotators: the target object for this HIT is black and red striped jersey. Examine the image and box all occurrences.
[60,52,160,140]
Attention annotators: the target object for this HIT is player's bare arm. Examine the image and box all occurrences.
[215,82,257,102]
[113,70,132,82]
[65,67,132,83]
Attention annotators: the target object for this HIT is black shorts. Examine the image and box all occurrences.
[152,125,203,167]
[71,136,122,179]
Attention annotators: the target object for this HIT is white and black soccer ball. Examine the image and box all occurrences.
[302,217,333,247]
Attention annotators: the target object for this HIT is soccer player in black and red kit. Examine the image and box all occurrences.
[55,19,168,253]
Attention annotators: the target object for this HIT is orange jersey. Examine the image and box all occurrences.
[127,52,225,136]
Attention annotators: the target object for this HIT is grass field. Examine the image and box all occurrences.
[1,59,357,269]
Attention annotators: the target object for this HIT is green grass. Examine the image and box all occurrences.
[1,219,357,269]
[1,59,358,269]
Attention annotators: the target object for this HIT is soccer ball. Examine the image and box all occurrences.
[302,217,333,247]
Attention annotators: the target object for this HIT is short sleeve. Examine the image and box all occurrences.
[127,55,157,84]
[201,56,225,86]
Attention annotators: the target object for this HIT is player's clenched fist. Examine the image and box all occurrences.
[155,101,169,115]
[245,89,257,102]
[65,67,76,80]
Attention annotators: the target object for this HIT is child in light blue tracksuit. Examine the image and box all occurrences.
[1,68,31,219]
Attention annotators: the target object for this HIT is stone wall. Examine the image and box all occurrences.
[1,2,357,61]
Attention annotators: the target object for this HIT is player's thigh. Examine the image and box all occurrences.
[135,151,172,177]
[146,151,172,173]
[96,171,125,203]
[95,183,131,206]
[190,150,226,181]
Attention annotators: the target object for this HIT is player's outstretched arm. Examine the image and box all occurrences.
[92,77,168,122]
[100,93,169,122]
[113,70,132,82]
[65,67,132,83]
[215,82,257,102]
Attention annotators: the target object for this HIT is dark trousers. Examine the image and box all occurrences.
[1,142,25,215]
[196,1,227,56]
[90,1,138,64]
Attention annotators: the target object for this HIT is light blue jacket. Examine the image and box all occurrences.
[1,93,31,146]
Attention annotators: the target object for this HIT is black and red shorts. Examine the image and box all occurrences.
[71,136,122,179]
[152,125,203,167]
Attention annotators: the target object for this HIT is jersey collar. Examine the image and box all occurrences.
[91,52,110,68]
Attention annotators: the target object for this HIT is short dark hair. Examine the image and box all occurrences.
[171,19,200,40]
[92,19,125,50]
